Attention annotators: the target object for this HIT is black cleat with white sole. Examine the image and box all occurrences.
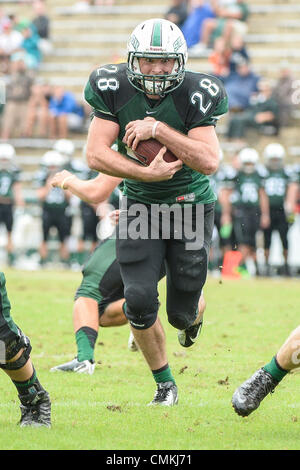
[178,320,203,348]
[232,368,279,417]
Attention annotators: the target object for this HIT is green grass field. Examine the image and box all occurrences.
[0,268,299,450]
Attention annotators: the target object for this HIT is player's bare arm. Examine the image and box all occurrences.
[86,117,182,182]
[259,187,270,229]
[285,181,299,214]
[51,169,123,204]
[219,187,233,226]
[124,117,220,175]
[12,181,25,207]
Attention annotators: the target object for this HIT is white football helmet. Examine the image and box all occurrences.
[263,143,285,170]
[127,18,188,96]
[41,150,65,169]
[0,144,16,170]
[53,139,75,161]
[239,148,259,174]
[0,143,16,160]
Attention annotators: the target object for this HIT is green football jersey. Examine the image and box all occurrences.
[0,167,20,201]
[229,170,263,207]
[84,63,228,205]
[263,167,297,208]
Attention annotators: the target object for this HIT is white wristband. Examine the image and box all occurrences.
[61,175,75,190]
[152,121,160,139]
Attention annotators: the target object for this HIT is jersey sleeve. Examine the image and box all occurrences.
[84,64,132,124]
[182,73,228,130]
[285,168,299,184]
[223,169,237,189]
[12,167,21,183]
[84,66,119,123]
[33,169,47,189]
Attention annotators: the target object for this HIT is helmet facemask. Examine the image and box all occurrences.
[127,52,185,96]
[127,19,187,97]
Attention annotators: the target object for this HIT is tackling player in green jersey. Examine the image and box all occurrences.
[49,167,206,375]
[83,18,228,405]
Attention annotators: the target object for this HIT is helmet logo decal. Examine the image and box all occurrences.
[130,34,140,51]
[173,37,184,52]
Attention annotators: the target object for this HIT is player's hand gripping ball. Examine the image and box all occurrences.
[133,138,178,166]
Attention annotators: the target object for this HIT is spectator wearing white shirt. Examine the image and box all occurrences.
[0,18,23,55]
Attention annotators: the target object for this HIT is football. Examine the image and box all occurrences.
[132,138,178,166]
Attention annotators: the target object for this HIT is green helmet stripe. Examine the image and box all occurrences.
[151,21,162,47]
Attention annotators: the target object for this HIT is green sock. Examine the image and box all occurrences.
[263,356,288,382]
[152,364,175,385]
[76,326,98,362]
[13,369,37,393]
[12,368,45,398]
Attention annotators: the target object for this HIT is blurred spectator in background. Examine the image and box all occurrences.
[17,18,41,70]
[165,0,188,28]
[67,100,86,134]
[0,143,24,266]
[73,0,115,10]
[24,80,51,137]
[32,0,52,55]
[201,0,249,50]
[228,33,249,73]
[224,59,259,111]
[181,0,215,50]
[1,54,34,140]
[209,36,231,78]
[0,17,23,72]
[49,86,79,139]
[227,78,280,142]
[0,8,6,32]
[35,150,71,266]
[272,62,295,127]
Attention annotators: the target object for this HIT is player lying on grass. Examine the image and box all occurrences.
[0,272,51,427]
[50,169,206,405]
[232,324,300,416]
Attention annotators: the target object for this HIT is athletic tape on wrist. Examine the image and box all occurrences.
[152,121,160,139]
[61,175,75,190]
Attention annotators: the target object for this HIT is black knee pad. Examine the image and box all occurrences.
[124,284,159,330]
[167,308,198,331]
[0,329,32,370]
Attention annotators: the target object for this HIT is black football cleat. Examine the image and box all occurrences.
[148,381,178,406]
[177,320,203,348]
[232,368,279,417]
[19,387,51,428]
